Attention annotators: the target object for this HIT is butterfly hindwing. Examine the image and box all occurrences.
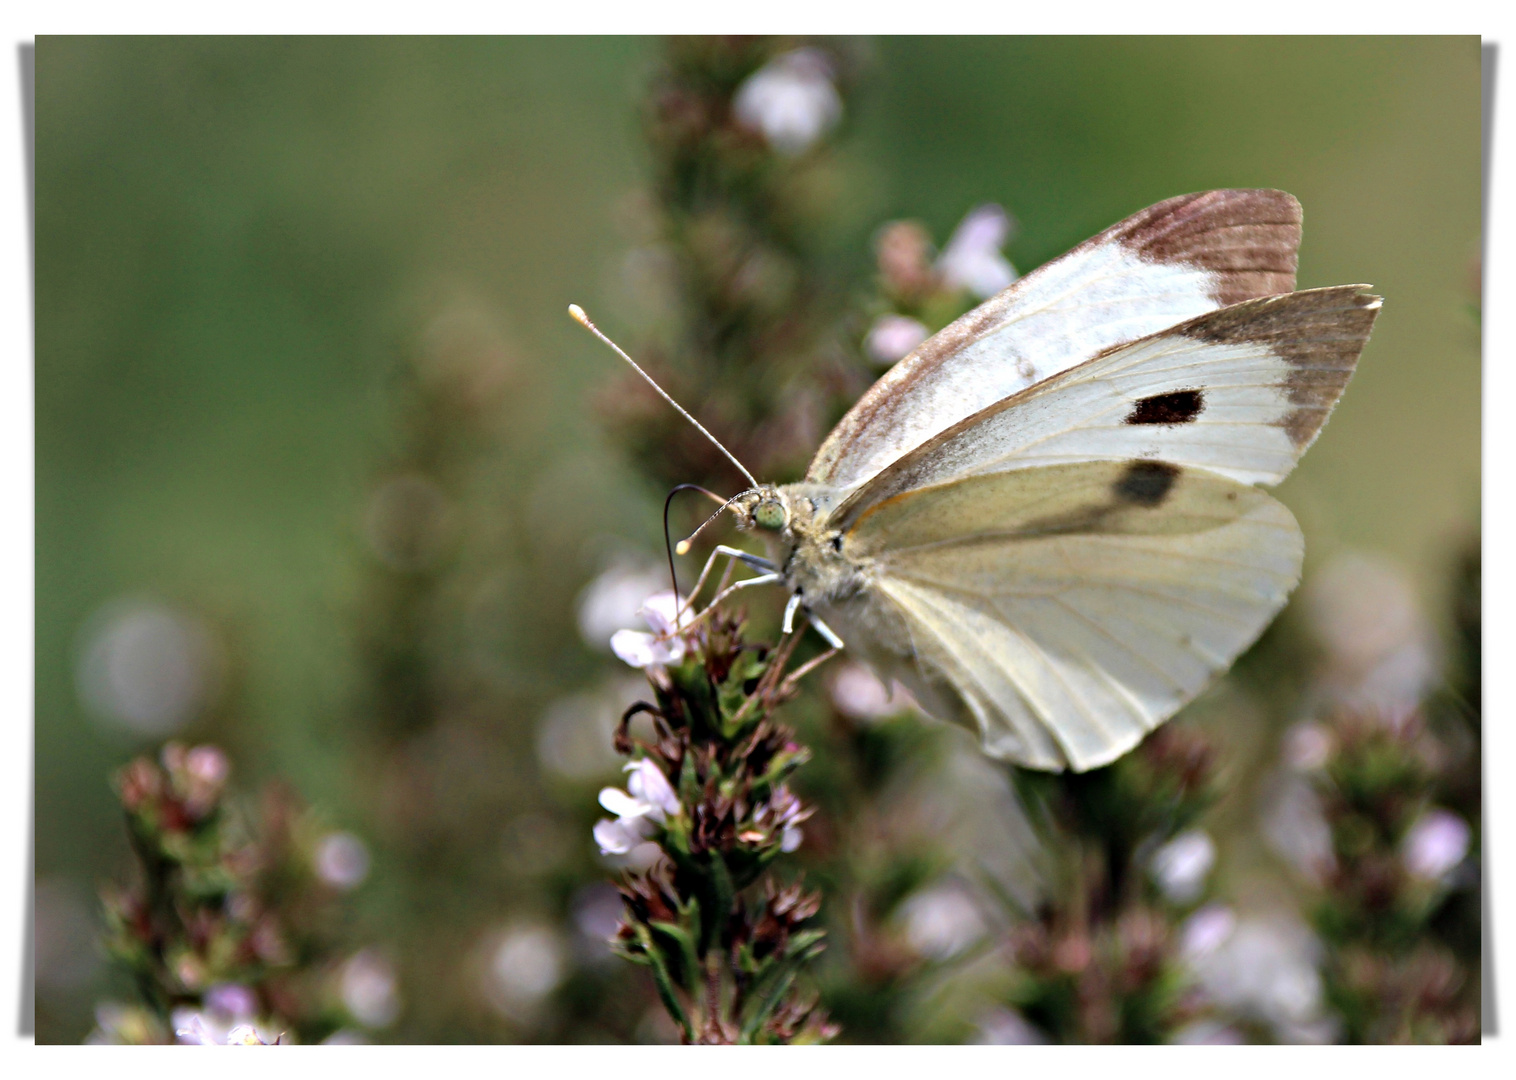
[807,189,1304,491]
[829,462,1304,770]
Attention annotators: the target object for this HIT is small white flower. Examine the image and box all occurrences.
[864,314,929,366]
[625,758,681,819]
[609,591,689,669]
[593,759,681,855]
[1148,829,1216,904]
[937,204,1018,299]
[733,48,843,156]
[1402,808,1470,881]
[592,816,649,856]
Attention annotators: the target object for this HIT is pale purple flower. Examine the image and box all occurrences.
[609,591,689,669]
[76,597,220,736]
[185,745,229,787]
[1262,773,1335,880]
[1402,808,1471,881]
[1184,913,1331,1043]
[315,831,371,891]
[937,204,1018,299]
[899,882,986,959]
[767,784,808,853]
[1148,829,1216,904]
[1179,904,1236,962]
[733,48,843,156]
[1302,551,1439,715]
[828,661,914,720]
[483,924,566,1022]
[864,314,929,366]
[1282,722,1334,772]
[340,949,400,1029]
[204,983,257,1021]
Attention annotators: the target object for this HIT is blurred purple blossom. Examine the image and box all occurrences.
[314,831,371,891]
[937,204,1017,299]
[828,661,915,720]
[864,314,929,366]
[733,48,843,155]
[1148,829,1216,904]
[1179,904,1236,963]
[483,925,566,1022]
[577,559,669,651]
[1184,913,1333,1043]
[898,882,986,959]
[340,949,400,1030]
[1262,773,1335,880]
[1282,722,1335,772]
[1302,551,1439,717]
[1401,808,1471,881]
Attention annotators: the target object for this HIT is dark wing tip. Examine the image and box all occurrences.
[1181,285,1381,449]
[1115,189,1304,304]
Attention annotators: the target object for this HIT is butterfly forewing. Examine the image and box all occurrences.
[835,463,1304,771]
[830,285,1380,528]
[807,189,1303,492]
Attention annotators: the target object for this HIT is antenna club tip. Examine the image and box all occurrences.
[674,540,692,556]
[567,303,591,328]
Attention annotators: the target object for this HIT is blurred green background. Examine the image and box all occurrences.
[34,36,1480,1043]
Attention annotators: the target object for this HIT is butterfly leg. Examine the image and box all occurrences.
[681,544,776,613]
[777,646,841,697]
[808,615,845,649]
[679,570,785,633]
[782,592,803,634]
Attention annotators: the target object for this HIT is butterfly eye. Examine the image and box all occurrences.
[754,500,786,530]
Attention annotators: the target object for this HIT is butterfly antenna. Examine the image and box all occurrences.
[662,484,729,600]
[569,304,759,488]
[674,488,759,556]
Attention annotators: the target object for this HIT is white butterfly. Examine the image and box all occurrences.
[574,190,1380,772]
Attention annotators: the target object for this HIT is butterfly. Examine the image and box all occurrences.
[574,189,1379,772]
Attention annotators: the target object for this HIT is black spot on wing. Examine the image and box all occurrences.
[1126,389,1205,426]
[1114,460,1181,507]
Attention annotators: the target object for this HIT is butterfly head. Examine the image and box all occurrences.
[732,486,792,535]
